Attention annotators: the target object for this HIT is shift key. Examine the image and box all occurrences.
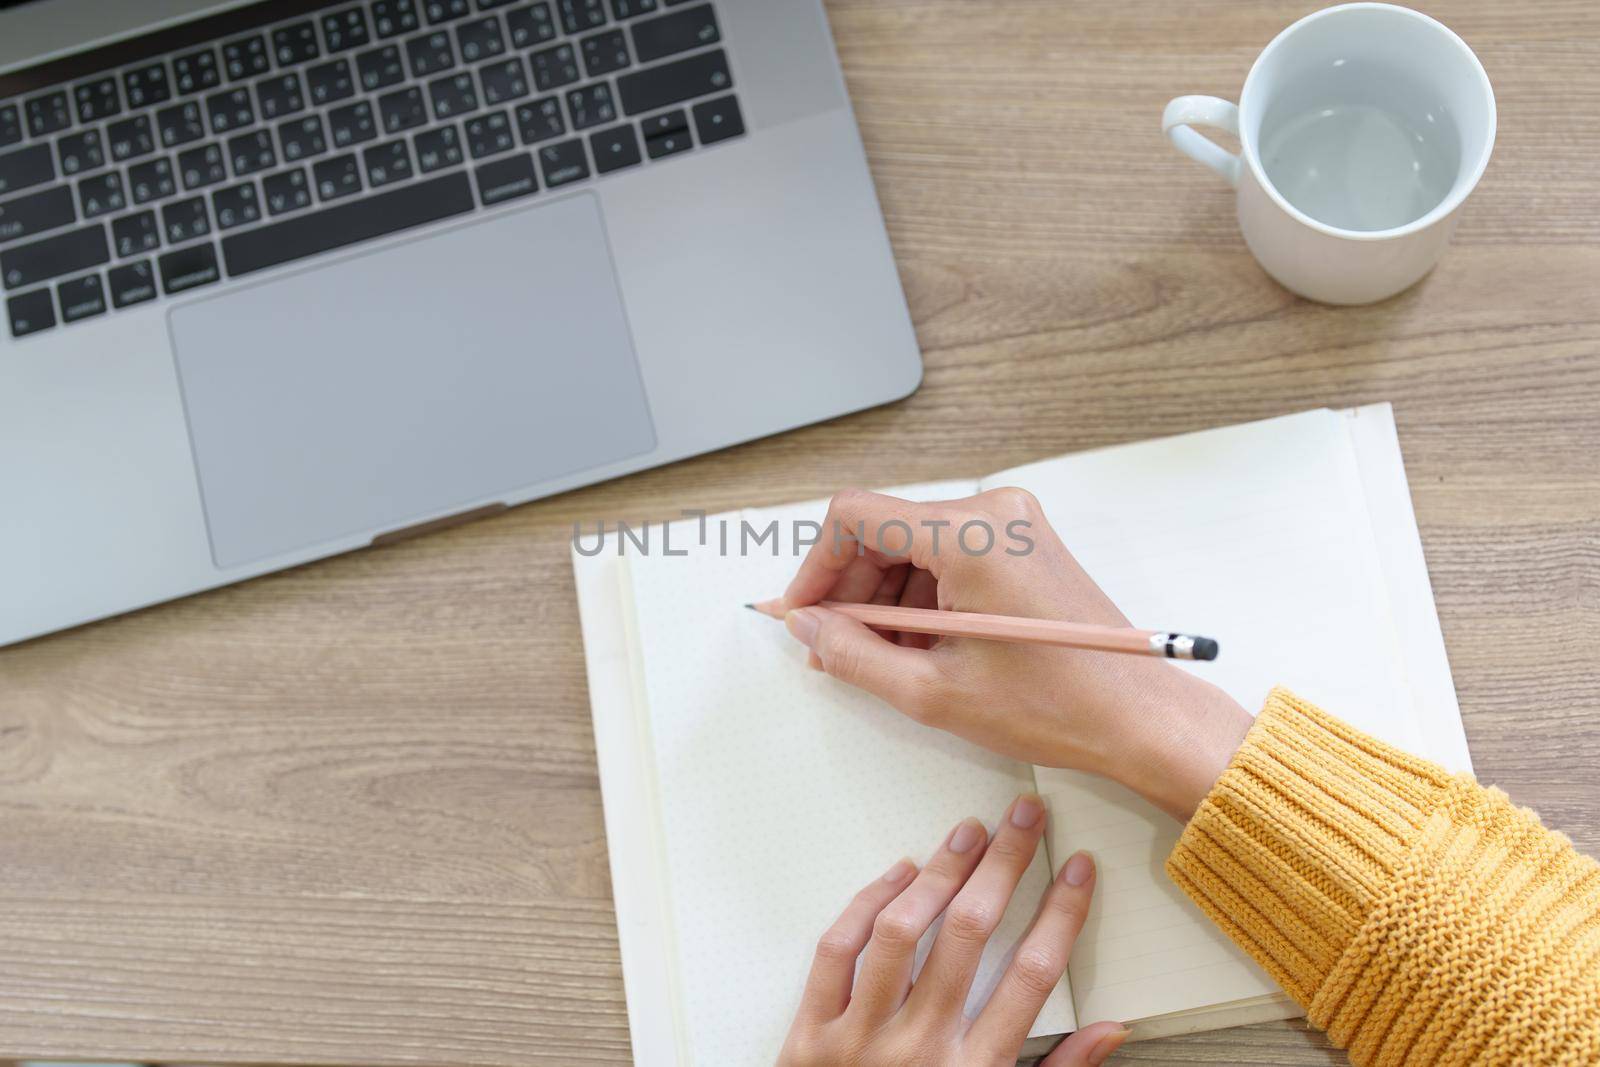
[1,223,108,289]
[616,49,731,116]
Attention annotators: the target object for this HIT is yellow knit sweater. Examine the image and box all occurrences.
[1167,688,1600,1065]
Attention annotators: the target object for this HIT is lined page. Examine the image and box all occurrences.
[983,409,1420,1025]
[622,483,1076,1065]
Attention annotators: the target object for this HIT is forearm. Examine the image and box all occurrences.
[1167,688,1600,1064]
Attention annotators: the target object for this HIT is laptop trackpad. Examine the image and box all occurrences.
[169,193,655,569]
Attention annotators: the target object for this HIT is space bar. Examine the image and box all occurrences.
[222,173,476,277]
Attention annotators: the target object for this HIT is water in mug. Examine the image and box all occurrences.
[1259,59,1462,232]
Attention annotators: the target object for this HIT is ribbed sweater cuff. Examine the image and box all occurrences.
[1165,687,1455,1005]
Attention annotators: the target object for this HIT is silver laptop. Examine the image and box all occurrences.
[0,0,921,646]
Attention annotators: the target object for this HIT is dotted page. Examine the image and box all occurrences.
[621,483,1078,1065]
[985,408,1424,1027]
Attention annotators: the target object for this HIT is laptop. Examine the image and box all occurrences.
[0,0,922,646]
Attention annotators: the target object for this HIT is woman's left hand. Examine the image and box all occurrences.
[776,795,1130,1066]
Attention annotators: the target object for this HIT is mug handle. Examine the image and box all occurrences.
[1162,96,1241,187]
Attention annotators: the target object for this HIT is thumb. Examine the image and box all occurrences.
[1040,1021,1131,1066]
[785,607,941,718]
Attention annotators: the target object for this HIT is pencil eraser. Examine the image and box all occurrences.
[1192,637,1219,661]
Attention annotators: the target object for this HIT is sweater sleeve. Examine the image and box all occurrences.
[1166,687,1600,1065]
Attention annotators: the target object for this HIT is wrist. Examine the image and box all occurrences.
[1103,665,1253,822]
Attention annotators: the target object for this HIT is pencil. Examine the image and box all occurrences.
[745,600,1219,661]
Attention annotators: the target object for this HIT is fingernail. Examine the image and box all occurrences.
[751,597,785,617]
[947,819,984,854]
[882,858,916,883]
[1062,851,1094,886]
[1010,794,1044,829]
[785,608,821,648]
[1087,1026,1131,1065]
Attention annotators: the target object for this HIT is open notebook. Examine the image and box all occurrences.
[573,404,1471,1065]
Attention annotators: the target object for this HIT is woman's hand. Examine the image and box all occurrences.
[777,796,1128,1067]
[767,489,1252,820]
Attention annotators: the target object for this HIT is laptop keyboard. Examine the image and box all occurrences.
[0,0,741,339]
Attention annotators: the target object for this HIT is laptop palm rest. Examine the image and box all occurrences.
[168,193,656,570]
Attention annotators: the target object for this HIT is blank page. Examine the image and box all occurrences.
[622,483,1077,1064]
[984,409,1420,1025]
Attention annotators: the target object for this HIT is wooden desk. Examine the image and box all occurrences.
[2,2,1596,1064]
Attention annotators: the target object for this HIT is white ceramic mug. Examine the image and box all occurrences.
[1163,3,1495,304]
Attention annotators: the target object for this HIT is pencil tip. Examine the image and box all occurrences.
[743,602,755,611]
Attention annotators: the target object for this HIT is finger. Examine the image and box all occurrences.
[784,490,961,609]
[831,555,898,606]
[907,794,1047,1019]
[786,607,944,719]
[849,817,989,1022]
[967,851,1097,1055]
[870,564,912,605]
[1039,1021,1131,1066]
[896,567,939,648]
[799,857,919,1022]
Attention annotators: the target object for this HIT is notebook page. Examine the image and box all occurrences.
[981,409,1420,1025]
[623,483,1076,1064]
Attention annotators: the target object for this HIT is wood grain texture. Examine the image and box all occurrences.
[1,1,1597,1064]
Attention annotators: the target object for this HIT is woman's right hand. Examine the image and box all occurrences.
[766,489,1252,820]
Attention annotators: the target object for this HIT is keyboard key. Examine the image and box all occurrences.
[589,123,640,173]
[0,104,20,149]
[173,48,222,94]
[1,224,109,289]
[357,45,407,91]
[306,58,357,105]
[455,15,505,61]
[477,0,518,8]
[222,171,474,276]
[262,168,312,215]
[313,153,362,200]
[536,137,588,186]
[329,101,378,147]
[0,186,75,244]
[112,210,160,256]
[222,35,271,80]
[610,0,656,15]
[211,181,261,229]
[371,0,421,37]
[692,93,742,144]
[506,3,558,47]
[379,87,429,134]
[643,123,690,159]
[108,259,158,308]
[77,172,125,219]
[406,30,456,77]
[156,101,206,148]
[516,97,566,144]
[205,87,255,134]
[631,3,717,63]
[277,115,329,162]
[0,144,55,198]
[429,72,479,120]
[322,7,372,52]
[426,0,471,22]
[362,138,414,187]
[228,129,278,175]
[158,241,221,294]
[162,195,211,243]
[74,76,122,123]
[7,287,55,337]
[56,130,104,176]
[530,44,581,91]
[464,109,515,158]
[57,273,106,322]
[107,115,157,162]
[639,107,686,137]
[178,143,228,190]
[475,152,538,205]
[558,0,607,34]
[617,48,728,115]
[581,29,630,77]
[273,21,321,66]
[128,158,177,204]
[25,91,71,138]
[255,74,306,121]
[479,58,530,105]
[566,83,616,130]
[412,124,463,172]
[124,63,173,108]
